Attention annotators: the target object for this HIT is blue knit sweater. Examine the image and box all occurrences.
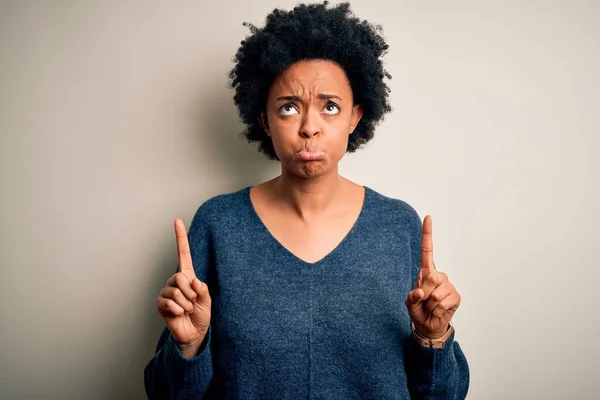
[144,186,470,399]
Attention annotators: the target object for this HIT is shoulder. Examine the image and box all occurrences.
[364,186,422,229]
[189,187,250,231]
[363,187,423,269]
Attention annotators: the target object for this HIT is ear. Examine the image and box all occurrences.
[258,111,270,136]
[349,104,363,134]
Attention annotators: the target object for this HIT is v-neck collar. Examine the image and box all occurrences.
[243,186,370,266]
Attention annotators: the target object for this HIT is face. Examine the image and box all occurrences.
[261,59,363,178]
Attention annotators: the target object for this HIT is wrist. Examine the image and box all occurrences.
[177,340,202,359]
[176,331,208,359]
[413,324,449,339]
[411,322,454,349]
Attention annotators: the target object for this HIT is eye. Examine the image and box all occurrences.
[323,102,341,115]
[278,104,299,116]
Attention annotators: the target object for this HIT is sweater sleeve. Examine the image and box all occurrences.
[404,330,470,399]
[144,202,216,399]
[144,326,214,399]
[401,205,470,399]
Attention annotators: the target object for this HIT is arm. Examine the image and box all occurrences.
[144,326,214,399]
[404,329,470,399]
[403,207,470,399]
[144,203,216,399]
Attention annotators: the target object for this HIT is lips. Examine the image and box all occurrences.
[296,146,325,161]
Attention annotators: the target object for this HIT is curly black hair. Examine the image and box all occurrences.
[228,1,392,160]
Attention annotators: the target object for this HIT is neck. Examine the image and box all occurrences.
[273,167,345,220]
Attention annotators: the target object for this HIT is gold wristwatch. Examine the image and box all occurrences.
[411,322,454,349]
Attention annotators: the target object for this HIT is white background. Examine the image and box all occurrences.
[1,0,598,398]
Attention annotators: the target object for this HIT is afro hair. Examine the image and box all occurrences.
[228,1,392,160]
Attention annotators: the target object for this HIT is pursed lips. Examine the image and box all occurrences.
[296,146,325,161]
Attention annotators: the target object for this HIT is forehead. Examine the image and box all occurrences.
[269,59,352,96]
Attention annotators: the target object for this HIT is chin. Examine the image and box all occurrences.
[299,162,327,177]
[283,158,329,178]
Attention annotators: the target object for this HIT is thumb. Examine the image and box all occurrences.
[406,288,424,305]
[191,278,209,304]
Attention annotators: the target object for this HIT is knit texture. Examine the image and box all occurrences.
[144,186,470,399]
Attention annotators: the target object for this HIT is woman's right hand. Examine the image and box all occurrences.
[156,218,212,356]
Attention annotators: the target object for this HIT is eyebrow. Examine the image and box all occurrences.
[276,94,342,102]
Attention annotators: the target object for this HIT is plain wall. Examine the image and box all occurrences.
[1,0,598,398]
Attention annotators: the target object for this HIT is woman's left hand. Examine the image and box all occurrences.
[405,215,461,339]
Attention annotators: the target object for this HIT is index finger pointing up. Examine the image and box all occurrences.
[421,215,434,270]
[174,218,195,278]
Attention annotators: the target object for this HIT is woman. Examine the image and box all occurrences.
[144,2,469,399]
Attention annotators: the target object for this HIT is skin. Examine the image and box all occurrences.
[259,59,363,181]
[156,219,211,358]
[406,215,461,338]
[156,59,462,359]
[251,59,366,264]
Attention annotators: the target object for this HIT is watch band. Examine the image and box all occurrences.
[411,321,454,349]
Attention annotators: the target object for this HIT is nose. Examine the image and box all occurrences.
[299,108,320,138]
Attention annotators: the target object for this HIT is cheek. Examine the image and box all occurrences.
[269,116,300,138]
[267,120,299,158]
[333,132,350,157]
[331,118,352,146]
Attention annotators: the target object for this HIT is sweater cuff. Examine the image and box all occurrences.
[163,326,213,386]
